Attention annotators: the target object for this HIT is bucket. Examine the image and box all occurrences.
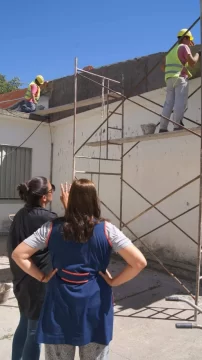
[141,123,156,135]
[0,283,11,304]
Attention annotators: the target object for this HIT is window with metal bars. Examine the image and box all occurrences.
[0,145,32,199]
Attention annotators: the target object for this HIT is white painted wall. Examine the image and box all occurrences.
[51,77,201,268]
[0,115,51,229]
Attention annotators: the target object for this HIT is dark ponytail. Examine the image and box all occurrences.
[17,176,49,207]
[17,183,29,202]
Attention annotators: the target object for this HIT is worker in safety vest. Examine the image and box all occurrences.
[22,75,47,113]
[159,29,200,133]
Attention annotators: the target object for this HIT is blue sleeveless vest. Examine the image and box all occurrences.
[36,219,113,346]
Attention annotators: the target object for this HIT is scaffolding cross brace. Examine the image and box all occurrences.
[72,14,202,326]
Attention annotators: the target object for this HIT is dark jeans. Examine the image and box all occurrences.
[21,100,36,113]
[12,313,41,360]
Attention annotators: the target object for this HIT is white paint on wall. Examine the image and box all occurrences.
[0,115,51,229]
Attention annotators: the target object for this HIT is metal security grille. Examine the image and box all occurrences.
[0,145,32,199]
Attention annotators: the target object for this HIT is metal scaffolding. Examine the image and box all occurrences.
[73,14,202,328]
[73,59,125,228]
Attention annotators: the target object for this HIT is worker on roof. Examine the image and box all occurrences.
[21,75,47,113]
[159,29,200,133]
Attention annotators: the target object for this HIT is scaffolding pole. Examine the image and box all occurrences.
[73,57,78,181]
[74,58,124,230]
[195,0,202,321]
[120,75,124,229]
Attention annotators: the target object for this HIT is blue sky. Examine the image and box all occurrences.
[1,0,200,86]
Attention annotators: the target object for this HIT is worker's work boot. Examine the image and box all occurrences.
[174,121,184,131]
[159,129,168,133]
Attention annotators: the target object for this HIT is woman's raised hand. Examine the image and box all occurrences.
[60,182,71,209]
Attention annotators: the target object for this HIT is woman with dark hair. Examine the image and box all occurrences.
[12,179,147,360]
[8,176,68,360]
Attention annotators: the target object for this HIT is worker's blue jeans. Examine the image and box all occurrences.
[159,77,189,131]
[12,313,41,360]
[21,100,36,113]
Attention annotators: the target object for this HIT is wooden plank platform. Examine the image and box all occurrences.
[34,92,122,116]
[87,126,201,147]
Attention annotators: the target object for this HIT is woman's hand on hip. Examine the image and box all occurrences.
[99,269,113,286]
[41,268,58,283]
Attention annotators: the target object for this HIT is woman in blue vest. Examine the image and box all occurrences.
[12,179,147,360]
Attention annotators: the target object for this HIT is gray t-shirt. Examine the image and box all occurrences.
[24,221,131,253]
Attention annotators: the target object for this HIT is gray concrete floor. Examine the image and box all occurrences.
[0,255,202,360]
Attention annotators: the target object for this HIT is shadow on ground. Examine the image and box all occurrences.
[110,257,199,324]
[0,252,200,325]
[0,267,13,283]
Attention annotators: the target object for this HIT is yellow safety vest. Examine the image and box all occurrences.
[24,81,41,102]
[165,44,192,81]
